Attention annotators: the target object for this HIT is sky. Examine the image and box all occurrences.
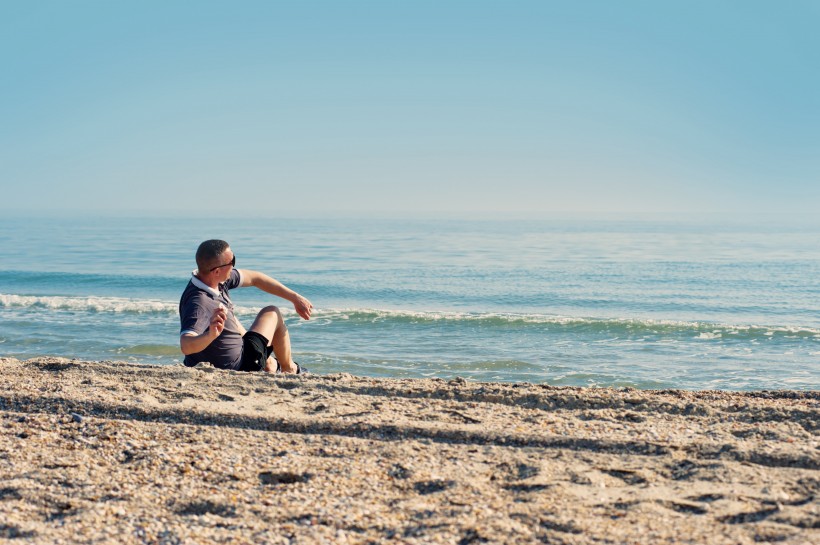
[1,1,818,218]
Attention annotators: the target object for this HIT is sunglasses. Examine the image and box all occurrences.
[209,254,236,272]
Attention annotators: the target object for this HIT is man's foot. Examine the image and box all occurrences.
[275,361,307,374]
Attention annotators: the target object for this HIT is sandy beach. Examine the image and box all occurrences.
[0,357,817,544]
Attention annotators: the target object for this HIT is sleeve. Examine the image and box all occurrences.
[180,295,213,337]
[225,268,242,290]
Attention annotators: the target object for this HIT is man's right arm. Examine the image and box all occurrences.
[180,330,217,355]
[179,306,227,355]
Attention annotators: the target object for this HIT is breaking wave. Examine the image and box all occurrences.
[0,293,179,314]
[3,293,818,342]
[308,308,820,341]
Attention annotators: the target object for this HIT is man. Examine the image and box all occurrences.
[179,239,312,373]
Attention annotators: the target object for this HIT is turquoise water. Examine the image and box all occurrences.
[1,214,818,390]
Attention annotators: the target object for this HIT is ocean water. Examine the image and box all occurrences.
[1,214,818,391]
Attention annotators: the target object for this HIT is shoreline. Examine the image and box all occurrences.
[1,357,817,544]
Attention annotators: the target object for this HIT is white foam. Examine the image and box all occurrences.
[0,293,177,314]
[308,308,820,335]
[0,293,267,317]
[3,294,819,338]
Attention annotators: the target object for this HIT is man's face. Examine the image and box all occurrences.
[208,248,235,282]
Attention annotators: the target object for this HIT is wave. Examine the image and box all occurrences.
[309,308,820,340]
[3,293,818,341]
[0,293,179,314]
[0,292,292,318]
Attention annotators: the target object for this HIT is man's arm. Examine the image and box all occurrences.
[238,269,313,320]
[179,306,227,355]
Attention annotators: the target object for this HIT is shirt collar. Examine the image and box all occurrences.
[191,271,220,297]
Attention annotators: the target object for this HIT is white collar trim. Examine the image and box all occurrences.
[191,271,220,297]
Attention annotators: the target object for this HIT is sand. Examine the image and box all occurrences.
[0,357,817,544]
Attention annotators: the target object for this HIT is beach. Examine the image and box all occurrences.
[4,215,820,392]
[0,357,817,544]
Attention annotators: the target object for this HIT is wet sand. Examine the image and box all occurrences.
[0,357,817,544]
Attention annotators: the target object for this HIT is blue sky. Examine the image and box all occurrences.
[1,1,818,218]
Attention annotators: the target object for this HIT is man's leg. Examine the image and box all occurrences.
[249,306,297,373]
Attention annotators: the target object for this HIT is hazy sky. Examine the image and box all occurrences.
[2,1,818,218]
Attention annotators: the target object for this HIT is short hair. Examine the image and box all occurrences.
[196,239,230,272]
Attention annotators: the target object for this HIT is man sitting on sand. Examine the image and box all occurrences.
[179,239,312,373]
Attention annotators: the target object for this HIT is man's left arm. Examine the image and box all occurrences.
[238,269,313,320]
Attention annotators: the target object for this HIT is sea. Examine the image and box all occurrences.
[1,213,818,391]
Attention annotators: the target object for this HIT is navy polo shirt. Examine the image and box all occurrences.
[179,269,244,369]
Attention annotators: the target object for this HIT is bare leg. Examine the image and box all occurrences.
[249,306,297,373]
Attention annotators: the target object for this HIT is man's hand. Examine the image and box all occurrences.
[293,295,313,320]
[210,304,227,337]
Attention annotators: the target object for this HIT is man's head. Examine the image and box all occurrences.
[196,240,234,279]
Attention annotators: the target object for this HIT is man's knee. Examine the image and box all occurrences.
[260,305,281,317]
[250,306,285,344]
[258,305,283,327]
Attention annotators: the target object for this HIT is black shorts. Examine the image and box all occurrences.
[239,331,274,372]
